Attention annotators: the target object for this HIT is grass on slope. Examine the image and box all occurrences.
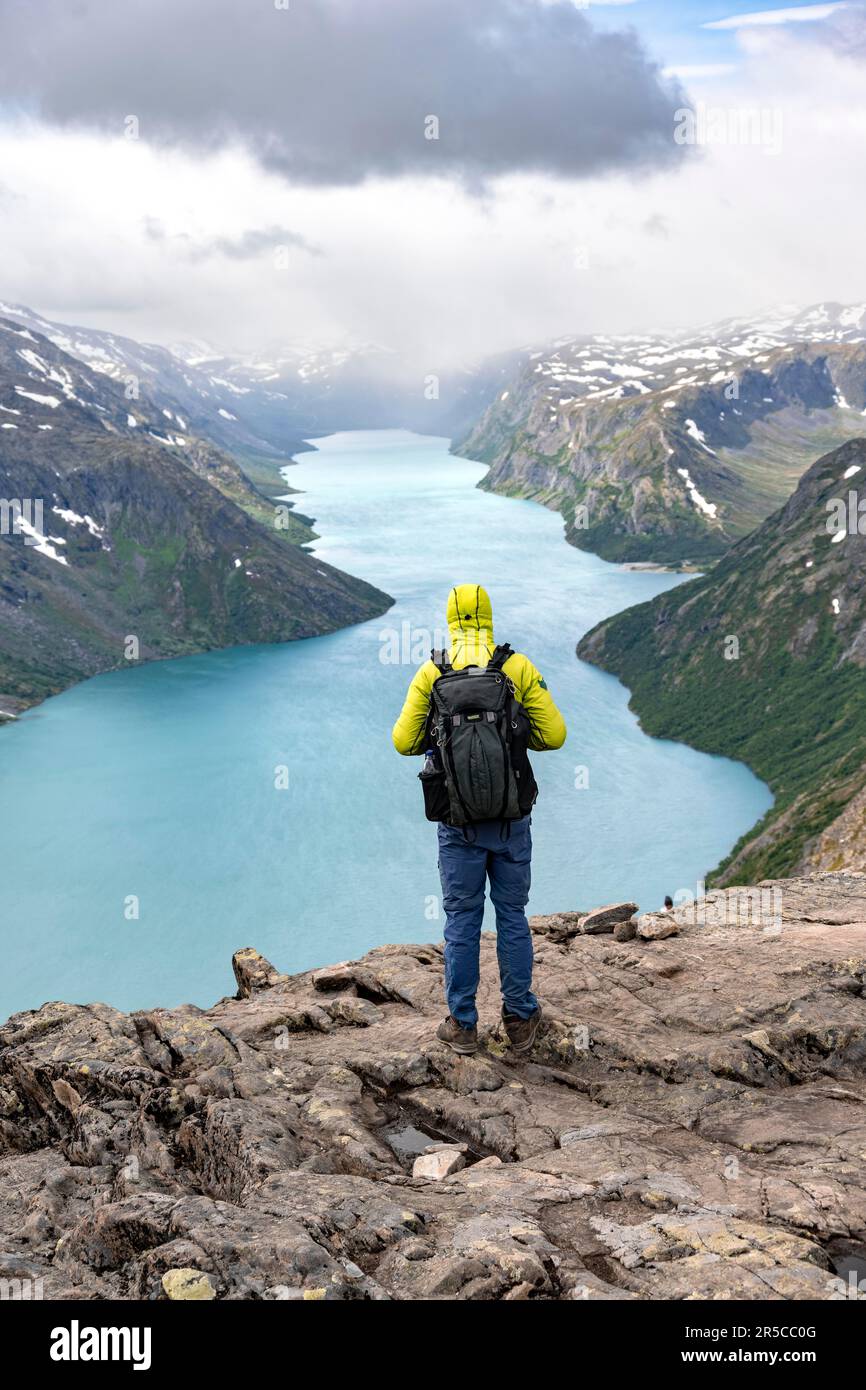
[579,548,866,885]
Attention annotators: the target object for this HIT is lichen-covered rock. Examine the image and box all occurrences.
[529,912,584,942]
[1,872,865,1301]
[161,1268,217,1301]
[232,948,289,998]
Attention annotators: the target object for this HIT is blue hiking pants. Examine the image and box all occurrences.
[437,814,538,1028]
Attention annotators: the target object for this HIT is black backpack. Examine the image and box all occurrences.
[419,643,538,827]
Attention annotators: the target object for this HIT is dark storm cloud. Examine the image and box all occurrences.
[0,0,687,185]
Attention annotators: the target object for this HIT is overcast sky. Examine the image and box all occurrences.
[1,0,865,368]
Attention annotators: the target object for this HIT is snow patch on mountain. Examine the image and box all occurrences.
[684,418,717,456]
[14,512,69,565]
[15,388,61,409]
[677,467,718,519]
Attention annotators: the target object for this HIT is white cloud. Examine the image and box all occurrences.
[704,3,849,30]
[662,63,739,77]
[1,16,866,368]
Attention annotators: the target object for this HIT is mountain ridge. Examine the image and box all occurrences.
[577,437,866,885]
[456,301,866,565]
[0,299,524,483]
[0,317,392,717]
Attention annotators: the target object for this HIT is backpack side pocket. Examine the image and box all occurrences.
[419,762,450,822]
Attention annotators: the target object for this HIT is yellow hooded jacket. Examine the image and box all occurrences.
[391,584,567,756]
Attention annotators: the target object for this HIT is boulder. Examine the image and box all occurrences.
[412,1147,467,1180]
[580,902,639,935]
[529,911,584,941]
[636,912,680,940]
[161,1269,217,1301]
[232,948,289,998]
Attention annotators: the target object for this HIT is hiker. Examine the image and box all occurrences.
[391,584,566,1056]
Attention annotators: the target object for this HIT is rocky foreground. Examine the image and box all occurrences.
[2,873,866,1302]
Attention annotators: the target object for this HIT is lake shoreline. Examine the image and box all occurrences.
[0,429,772,1022]
[0,602,397,726]
[0,431,698,726]
[576,632,778,886]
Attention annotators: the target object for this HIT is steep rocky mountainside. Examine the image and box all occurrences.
[578,438,866,886]
[457,302,866,564]
[0,318,391,715]
[0,313,318,540]
[1,301,524,484]
[0,299,300,477]
[1,873,864,1302]
[173,341,526,455]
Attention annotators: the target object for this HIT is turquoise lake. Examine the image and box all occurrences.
[0,430,772,1020]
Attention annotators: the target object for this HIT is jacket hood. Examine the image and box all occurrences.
[446,584,494,641]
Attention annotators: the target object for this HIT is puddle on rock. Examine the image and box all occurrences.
[380,1109,488,1171]
[831,1252,866,1291]
[381,1123,436,1163]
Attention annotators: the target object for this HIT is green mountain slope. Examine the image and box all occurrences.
[577,438,866,885]
[0,319,391,715]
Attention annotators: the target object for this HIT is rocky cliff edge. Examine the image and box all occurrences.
[2,873,866,1301]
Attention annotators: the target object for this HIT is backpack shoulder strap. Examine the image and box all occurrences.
[431,648,452,675]
[488,643,514,671]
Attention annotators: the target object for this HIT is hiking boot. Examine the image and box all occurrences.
[502,1006,544,1053]
[436,1015,478,1054]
